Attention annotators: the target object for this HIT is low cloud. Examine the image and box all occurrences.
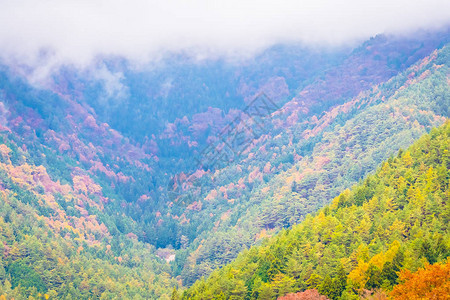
[0,0,449,67]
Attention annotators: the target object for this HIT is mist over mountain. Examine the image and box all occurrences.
[0,1,449,299]
[1,0,450,76]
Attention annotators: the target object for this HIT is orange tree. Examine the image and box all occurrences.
[391,258,450,300]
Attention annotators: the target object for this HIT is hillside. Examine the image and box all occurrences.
[0,31,448,299]
[0,64,179,298]
[182,121,449,299]
[172,42,450,284]
[0,92,177,297]
[48,30,449,145]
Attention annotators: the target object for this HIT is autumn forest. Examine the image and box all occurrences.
[0,4,449,299]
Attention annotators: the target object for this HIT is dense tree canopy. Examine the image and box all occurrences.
[183,121,449,299]
[0,33,448,299]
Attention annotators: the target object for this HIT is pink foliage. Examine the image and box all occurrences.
[138,194,150,203]
[58,142,71,152]
[205,189,218,201]
[286,111,299,126]
[315,156,331,169]
[248,167,262,183]
[278,289,329,300]
[126,232,138,240]
[72,175,102,195]
[117,172,131,183]
[186,201,202,211]
[83,115,98,130]
[90,161,116,178]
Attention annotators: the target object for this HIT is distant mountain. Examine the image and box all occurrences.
[182,120,449,299]
[46,29,450,166]
[0,29,448,298]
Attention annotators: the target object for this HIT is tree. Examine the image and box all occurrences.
[271,273,295,297]
[402,151,413,167]
[330,266,347,299]
[391,259,450,300]
[365,265,382,290]
[229,279,247,299]
[171,287,179,300]
[380,262,397,287]
[318,276,333,299]
[257,282,275,300]
[306,274,322,290]
[8,260,47,292]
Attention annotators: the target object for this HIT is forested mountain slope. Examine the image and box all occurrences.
[0,31,448,299]
[173,43,450,284]
[183,120,450,299]
[5,32,445,257]
[49,30,449,145]
[0,70,178,299]
[0,115,177,298]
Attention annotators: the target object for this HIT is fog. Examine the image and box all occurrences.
[0,0,449,68]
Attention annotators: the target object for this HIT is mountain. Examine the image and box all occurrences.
[182,120,449,299]
[172,40,450,284]
[0,29,448,299]
[0,78,178,297]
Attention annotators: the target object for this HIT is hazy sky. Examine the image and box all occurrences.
[0,0,449,67]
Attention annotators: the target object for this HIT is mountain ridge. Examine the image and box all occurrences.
[0,30,448,298]
[173,42,449,285]
[182,120,449,299]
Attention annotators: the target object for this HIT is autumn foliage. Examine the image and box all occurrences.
[391,259,450,300]
[0,32,448,299]
[278,289,329,300]
[183,121,450,299]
